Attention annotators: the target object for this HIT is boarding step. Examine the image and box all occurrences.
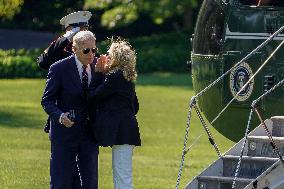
[247,136,284,158]
[222,155,278,178]
[271,116,284,136]
[197,176,253,189]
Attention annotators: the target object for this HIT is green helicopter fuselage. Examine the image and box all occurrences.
[191,0,284,141]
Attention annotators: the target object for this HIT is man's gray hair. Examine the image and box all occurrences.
[73,31,96,48]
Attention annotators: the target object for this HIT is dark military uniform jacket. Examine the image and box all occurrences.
[37,36,72,70]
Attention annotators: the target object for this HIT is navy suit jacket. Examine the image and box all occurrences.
[88,70,141,147]
[41,55,95,142]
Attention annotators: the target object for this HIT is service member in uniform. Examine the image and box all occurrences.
[37,11,92,70]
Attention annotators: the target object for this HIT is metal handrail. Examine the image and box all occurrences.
[232,77,284,188]
[194,105,222,158]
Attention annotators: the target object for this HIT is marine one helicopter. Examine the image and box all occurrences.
[191,0,284,141]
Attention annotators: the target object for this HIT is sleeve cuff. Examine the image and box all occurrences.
[59,113,64,124]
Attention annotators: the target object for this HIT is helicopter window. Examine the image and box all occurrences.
[192,0,225,55]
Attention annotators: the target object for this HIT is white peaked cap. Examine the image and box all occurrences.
[60,11,92,28]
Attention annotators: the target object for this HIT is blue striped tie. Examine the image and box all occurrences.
[82,65,90,125]
[82,65,88,96]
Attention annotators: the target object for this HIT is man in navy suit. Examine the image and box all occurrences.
[38,12,93,189]
[41,30,98,189]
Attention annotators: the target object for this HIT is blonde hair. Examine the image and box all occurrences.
[108,38,137,81]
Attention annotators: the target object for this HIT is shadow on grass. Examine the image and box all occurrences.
[137,72,192,89]
[0,109,44,129]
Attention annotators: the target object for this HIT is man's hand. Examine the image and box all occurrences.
[60,112,74,128]
[63,27,80,42]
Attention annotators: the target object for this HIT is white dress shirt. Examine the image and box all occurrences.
[74,55,92,85]
[59,55,92,124]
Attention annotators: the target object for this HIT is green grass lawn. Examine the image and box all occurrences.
[0,73,234,189]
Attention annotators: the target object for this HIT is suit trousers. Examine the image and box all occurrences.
[112,145,135,189]
[49,134,82,189]
[71,156,82,189]
[50,134,99,189]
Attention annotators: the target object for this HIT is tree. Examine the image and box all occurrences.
[0,0,24,19]
[0,0,85,31]
[85,0,201,30]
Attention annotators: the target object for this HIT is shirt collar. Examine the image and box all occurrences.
[74,55,89,70]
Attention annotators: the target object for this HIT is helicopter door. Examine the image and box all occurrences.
[222,52,264,107]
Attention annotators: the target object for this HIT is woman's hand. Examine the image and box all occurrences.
[95,54,108,73]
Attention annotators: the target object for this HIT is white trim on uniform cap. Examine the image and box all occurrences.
[60,11,92,28]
